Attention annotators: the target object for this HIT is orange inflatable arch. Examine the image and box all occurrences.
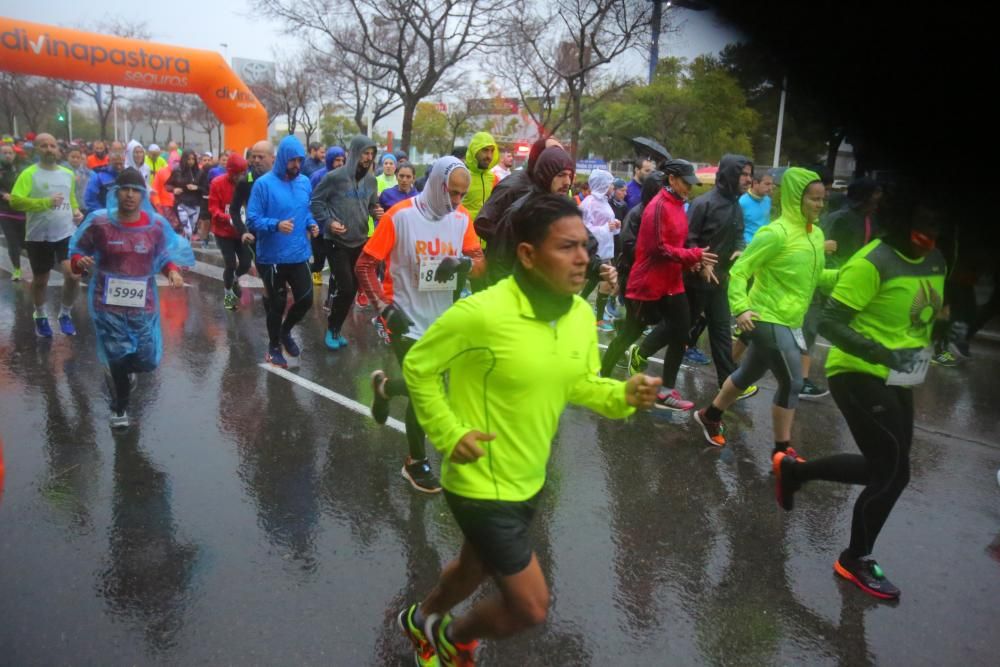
[0,17,268,153]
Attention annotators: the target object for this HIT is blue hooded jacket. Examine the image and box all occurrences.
[84,166,120,213]
[309,146,346,189]
[247,135,316,264]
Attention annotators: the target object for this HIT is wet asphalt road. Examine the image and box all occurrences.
[0,251,998,666]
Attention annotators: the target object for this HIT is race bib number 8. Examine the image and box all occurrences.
[418,257,456,292]
[104,276,148,308]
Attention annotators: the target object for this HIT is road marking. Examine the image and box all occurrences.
[258,362,406,434]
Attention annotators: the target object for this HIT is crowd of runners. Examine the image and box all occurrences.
[2,127,998,666]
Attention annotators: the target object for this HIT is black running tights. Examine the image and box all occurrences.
[789,373,913,558]
[256,261,314,346]
[385,336,427,460]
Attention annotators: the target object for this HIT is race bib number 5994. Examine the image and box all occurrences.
[104,277,148,308]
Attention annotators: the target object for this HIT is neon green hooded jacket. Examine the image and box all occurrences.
[463,132,499,223]
[728,167,838,328]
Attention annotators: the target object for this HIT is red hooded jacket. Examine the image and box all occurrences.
[627,188,703,301]
[208,154,248,239]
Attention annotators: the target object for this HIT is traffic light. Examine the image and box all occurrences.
[57,111,66,122]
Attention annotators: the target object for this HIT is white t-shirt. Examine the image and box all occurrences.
[15,164,76,242]
[363,198,481,339]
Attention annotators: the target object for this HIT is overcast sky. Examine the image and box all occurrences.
[7,1,744,135]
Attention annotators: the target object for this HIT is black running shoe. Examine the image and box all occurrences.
[370,370,390,425]
[834,554,901,600]
[799,379,830,400]
[401,457,442,494]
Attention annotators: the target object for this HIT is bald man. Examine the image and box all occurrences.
[9,133,84,337]
[229,140,273,242]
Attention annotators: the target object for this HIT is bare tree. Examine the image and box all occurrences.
[259,0,523,152]
[162,95,198,147]
[0,73,65,135]
[500,0,654,156]
[67,19,151,139]
[130,92,174,144]
[192,100,223,154]
[321,51,402,135]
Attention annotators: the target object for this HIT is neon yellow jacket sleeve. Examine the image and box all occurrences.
[9,166,51,213]
[728,223,784,317]
[402,297,484,458]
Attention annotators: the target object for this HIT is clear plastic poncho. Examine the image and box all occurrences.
[69,185,195,369]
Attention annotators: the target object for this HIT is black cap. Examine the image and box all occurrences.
[115,167,147,191]
[662,159,701,186]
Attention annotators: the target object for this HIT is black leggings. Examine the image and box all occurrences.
[326,242,364,333]
[600,294,690,387]
[788,373,913,558]
[384,336,426,460]
[729,322,804,408]
[310,235,327,273]
[1,217,25,268]
[256,261,313,346]
[216,237,252,290]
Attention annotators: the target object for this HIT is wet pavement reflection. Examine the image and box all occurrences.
[0,266,998,665]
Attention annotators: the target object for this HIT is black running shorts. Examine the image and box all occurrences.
[26,238,70,275]
[444,490,541,577]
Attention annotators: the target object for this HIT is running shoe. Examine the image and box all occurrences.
[735,384,759,401]
[627,343,648,375]
[109,410,129,430]
[356,291,370,308]
[683,347,711,366]
[643,325,654,337]
[603,300,621,321]
[265,345,288,368]
[799,379,830,400]
[281,333,301,358]
[771,451,801,511]
[11,268,21,281]
[425,613,479,667]
[834,554,901,600]
[58,314,76,336]
[312,271,323,286]
[324,330,341,350]
[398,604,437,667]
[948,340,971,360]
[336,333,348,348]
[224,292,239,311]
[782,446,806,463]
[371,370,390,425]
[232,279,242,298]
[693,408,726,447]
[654,389,694,412]
[402,457,442,494]
[596,319,614,332]
[34,316,53,338]
[931,350,958,367]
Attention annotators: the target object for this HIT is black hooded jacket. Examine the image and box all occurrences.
[686,154,751,281]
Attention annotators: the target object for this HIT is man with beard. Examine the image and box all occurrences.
[247,136,320,367]
[310,135,383,350]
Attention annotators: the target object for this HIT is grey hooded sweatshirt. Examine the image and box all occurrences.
[310,134,378,248]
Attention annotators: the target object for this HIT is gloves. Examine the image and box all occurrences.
[434,256,472,282]
[381,303,414,338]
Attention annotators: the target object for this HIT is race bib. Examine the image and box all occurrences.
[418,257,456,292]
[104,276,148,308]
[791,327,807,352]
[886,348,932,386]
